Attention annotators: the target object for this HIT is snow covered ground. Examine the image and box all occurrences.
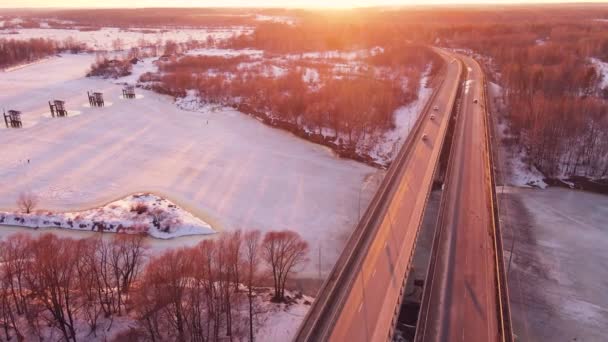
[255,14,296,25]
[0,27,251,51]
[0,53,381,276]
[500,187,608,342]
[185,47,264,58]
[488,81,547,188]
[2,281,311,342]
[590,57,608,90]
[1,193,214,239]
[366,73,432,164]
[254,289,313,341]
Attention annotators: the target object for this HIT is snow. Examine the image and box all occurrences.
[255,291,313,341]
[257,64,287,78]
[488,81,547,189]
[175,89,229,114]
[590,57,608,89]
[0,193,215,239]
[0,53,379,276]
[185,48,264,58]
[255,14,296,25]
[287,47,383,61]
[0,27,251,51]
[113,56,157,84]
[0,268,311,342]
[13,314,136,342]
[302,67,320,84]
[489,81,502,97]
[508,149,548,189]
[366,71,432,165]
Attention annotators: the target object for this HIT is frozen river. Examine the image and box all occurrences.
[500,187,608,342]
[0,53,382,276]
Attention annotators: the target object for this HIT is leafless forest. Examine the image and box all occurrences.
[438,8,608,178]
[4,6,606,177]
[0,230,308,341]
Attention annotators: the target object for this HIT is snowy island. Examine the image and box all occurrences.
[0,193,215,239]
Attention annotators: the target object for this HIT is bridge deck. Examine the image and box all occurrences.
[415,54,513,342]
[295,49,463,342]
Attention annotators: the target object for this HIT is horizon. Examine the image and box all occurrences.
[1,0,607,9]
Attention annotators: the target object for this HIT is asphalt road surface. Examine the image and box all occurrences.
[296,49,463,342]
[416,53,508,342]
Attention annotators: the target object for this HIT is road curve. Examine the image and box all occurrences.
[415,53,513,342]
[295,49,463,342]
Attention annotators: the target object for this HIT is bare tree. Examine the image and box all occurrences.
[261,230,309,302]
[26,234,83,342]
[107,234,148,315]
[243,230,261,342]
[76,239,104,337]
[136,249,192,341]
[0,236,28,342]
[16,192,38,214]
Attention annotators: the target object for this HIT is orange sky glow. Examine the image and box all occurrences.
[0,0,605,9]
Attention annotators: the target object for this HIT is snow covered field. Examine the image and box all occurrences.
[0,26,251,51]
[0,53,381,276]
[500,187,608,342]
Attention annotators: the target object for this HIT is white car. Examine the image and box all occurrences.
[422,133,428,141]
[430,114,436,120]
[433,105,439,111]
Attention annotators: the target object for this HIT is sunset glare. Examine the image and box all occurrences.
[1,0,606,8]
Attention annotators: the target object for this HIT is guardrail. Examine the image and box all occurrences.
[479,59,514,342]
[295,55,452,342]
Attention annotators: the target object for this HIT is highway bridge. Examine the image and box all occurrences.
[295,50,512,342]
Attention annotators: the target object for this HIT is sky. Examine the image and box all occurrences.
[0,0,606,9]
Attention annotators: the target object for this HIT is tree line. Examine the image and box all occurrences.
[147,39,439,158]
[0,230,309,341]
[0,37,87,69]
[442,20,608,178]
[0,38,56,69]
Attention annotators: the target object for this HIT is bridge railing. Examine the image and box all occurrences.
[479,60,514,342]
[294,55,451,342]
